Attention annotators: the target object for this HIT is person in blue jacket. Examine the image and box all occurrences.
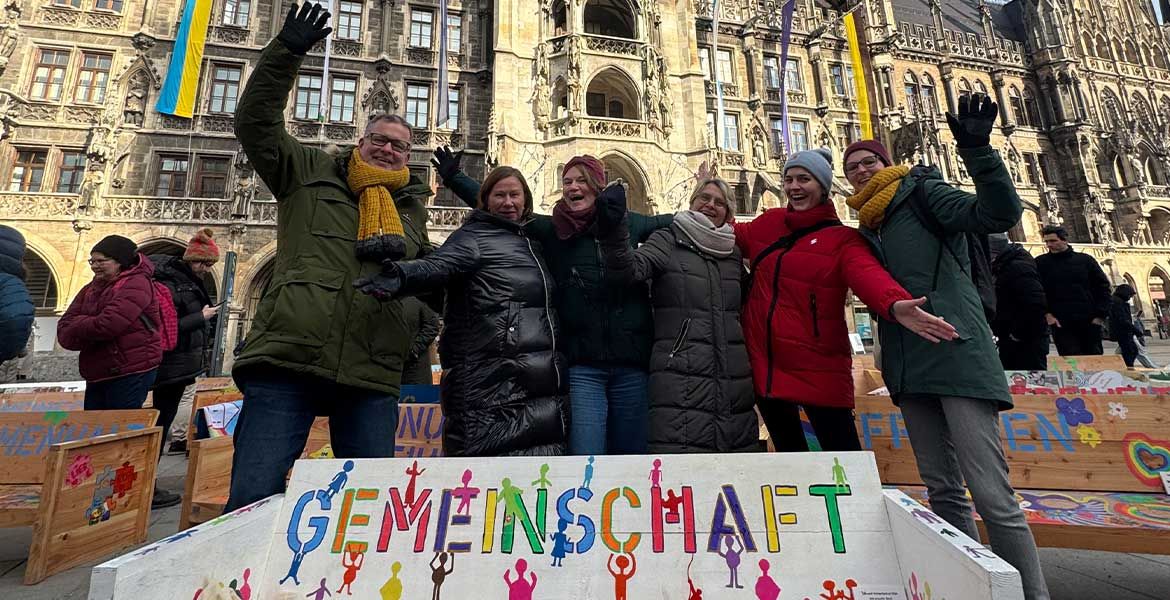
[0,225,35,372]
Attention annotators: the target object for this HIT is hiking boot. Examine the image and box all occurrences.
[152,487,182,510]
[168,439,187,454]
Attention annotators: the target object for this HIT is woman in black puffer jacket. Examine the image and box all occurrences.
[357,167,569,456]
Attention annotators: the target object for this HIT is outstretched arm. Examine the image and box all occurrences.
[356,227,481,300]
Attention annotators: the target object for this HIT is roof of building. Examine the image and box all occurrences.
[890,0,1027,42]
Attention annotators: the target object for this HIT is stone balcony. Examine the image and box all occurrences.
[549,116,647,140]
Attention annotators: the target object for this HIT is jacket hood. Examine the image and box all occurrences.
[149,254,203,287]
[1114,283,1135,300]
[992,243,1030,269]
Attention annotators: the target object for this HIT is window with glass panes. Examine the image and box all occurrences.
[209,64,242,113]
[830,64,847,96]
[294,74,322,120]
[1009,87,1026,125]
[9,150,47,192]
[770,117,785,154]
[845,65,857,97]
[790,120,809,152]
[330,76,357,123]
[194,156,230,198]
[445,87,460,129]
[75,53,112,104]
[763,56,780,89]
[699,47,712,79]
[784,59,803,92]
[1024,89,1043,126]
[447,14,461,53]
[410,9,433,48]
[30,49,69,101]
[53,0,81,7]
[406,84,430,129]
[223,0,250,26]
[337,0,362,40]
[156,155,190,197]
[715,49,734,83]
[920,74,937,113]
[722,113,740,151]
[94,0,123,11]
[836,123,861,149]
[56,152,86,193]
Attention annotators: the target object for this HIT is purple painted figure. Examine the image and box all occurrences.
[452,469,480,516]
[716,534,744,588]
[306,578,331,600]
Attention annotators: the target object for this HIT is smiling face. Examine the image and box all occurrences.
[561,166,598,210]
[844,149,886,191]
[89,252,121,280]
[486,176,526,222]
[690,183,731,226]
[357,119,412,171]
[784,167,825,212]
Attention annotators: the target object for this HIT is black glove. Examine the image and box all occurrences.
[277,2,332,55]
[595,181,628,232]
[353,261,403,301]
[430,146,464,181]
[946,94,998,149]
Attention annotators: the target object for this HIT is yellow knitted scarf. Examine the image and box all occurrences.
[846,165,911,229]
[348,149,410,260]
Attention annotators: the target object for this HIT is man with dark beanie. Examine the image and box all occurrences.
[58,235,164,410]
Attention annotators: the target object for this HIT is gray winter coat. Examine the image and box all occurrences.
[607,223,757,453]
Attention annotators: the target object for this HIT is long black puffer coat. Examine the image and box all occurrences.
[605,221,757,453]
[149,255,212,386]
[394,210,569,456]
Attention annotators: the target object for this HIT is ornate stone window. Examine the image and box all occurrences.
[336,0,362,41]
[405,83,430,129]
[222,0,250,27]
[75,52,112,104]
[56,151,86,193]
[294,73,323,120]
[9,149,47,192]
[209,64,242,114]
[194,156,230,198]
[30,48,69,102]
[583,0,635,39]
[409,8,433,48]
[155,154,191,197]
[329,75,358,123]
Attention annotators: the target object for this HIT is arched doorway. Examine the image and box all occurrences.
[583,0,637,39]
[601,153,650,214]
[139,238,218,303]
[239,259,275,341]
[1124,274,1143,317]
[22,249,59,314]
[1149,266,1170,332]
[585,68,640,120]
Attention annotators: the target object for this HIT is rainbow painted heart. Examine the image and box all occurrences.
[1123,433,1170,488]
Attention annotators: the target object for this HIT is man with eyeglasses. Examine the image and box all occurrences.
[225,2,438,511]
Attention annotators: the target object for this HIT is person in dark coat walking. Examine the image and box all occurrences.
[401,298,440,385]
[1109,284,1140,368]
[600,178,757,453]
[989,235,1050,370]
[58,235,164,410]
[1035,225,1111,356]
[146,228,220,508]
[357,167,570,456]
[0,226,34,372]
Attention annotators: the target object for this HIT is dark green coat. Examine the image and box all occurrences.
[232,41,435,394]
[863,146,1019,409]
[444,172,671,368]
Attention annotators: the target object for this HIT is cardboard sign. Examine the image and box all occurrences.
[93,453,1024,600]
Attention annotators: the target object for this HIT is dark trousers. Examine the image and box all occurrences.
[997,334,1050,371]
[1051,320,1103,356]
[225,367,399,512]
[84,370,157,410]
[151,379,195,457]
[756,398,861,452]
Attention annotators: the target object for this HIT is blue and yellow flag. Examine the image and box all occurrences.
[157,0,213,118]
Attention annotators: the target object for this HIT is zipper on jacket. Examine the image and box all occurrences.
[528,235,561,388]
[763,249,792,396]
[595,238,612,363]
[809,293,820,337]
[669,318,692,358]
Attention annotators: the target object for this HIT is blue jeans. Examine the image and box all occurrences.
[568,366,648,455]
[84,369,157,410]
[225,367,398,511]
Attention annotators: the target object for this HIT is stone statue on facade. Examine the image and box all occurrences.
[485,109,501,168]
[567,35,583,82]
[1041,187,1062,225]
[0,3,21,77]
[1129,153,1145,185]
[86,117,117,164]
[532,79,551,130]
[0,90,15,140]
[751,125,768,168]
[231,169,255,218]
[78,167,105,209]
[123,70,149,127]
[534,42,549,82]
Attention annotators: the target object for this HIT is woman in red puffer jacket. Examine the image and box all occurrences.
[58,235,164,410]
[735,149,957,452]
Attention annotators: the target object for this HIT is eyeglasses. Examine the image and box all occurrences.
[844,156,883,174]
[87,258,112,265]
[365,133,411,153]
[694,193,728,208]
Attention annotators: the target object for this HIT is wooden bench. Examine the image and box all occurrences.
[0,391,84,412]
[854,370,1170,554]
[0,409,161,583]
[1047,354,1127,371]
[179,401,444,530]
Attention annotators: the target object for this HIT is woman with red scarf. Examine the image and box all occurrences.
[735,149,957,451]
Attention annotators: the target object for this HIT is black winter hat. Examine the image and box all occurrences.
[91,235,138,269]
[0,225,26,278]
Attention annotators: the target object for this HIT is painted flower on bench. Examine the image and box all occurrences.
[1076,424,1102,448]
[1055,397,1094,426]
[1107,401,1128,420]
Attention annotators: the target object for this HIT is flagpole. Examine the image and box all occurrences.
[318,0,333,141]
[435,0,450,128]
[712,0,724,150]
[777,0,796,154]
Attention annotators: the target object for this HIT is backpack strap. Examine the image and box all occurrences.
[905,173,969,291]
[745,219,842,296]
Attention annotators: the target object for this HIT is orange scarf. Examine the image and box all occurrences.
[348,149,410,260]
[845,165,910,229]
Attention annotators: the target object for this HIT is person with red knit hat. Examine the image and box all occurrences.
[428,148,672,454]
[145,228,221,508]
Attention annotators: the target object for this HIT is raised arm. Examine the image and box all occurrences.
[432,147,481,208]
[234,4,332,199]
[629,212,674,244]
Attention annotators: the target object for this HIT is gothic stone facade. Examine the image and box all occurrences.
[3,0,1170,361]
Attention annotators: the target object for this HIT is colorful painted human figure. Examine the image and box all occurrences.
[306,578,331,600]
[582,456,595,489]
[379,561,403,600]
[405,460,427,507]
[531,464,552,489]
[452,469,480,516]
[831,457,848,491]
[648,458,662,489]
[688,577,703,600]
[237,568,252,600]
[498,478,524,523]
[281,545,309,586]
[607,553,636,600]
[754,559,780,600]
[430,551,455,600]
[662,488,683,521]
[911,507,943,525]
[503,558,538,600]
[549,519,572,566]
[337,549,364,595]
[717,534,744,588]
[325,461,355,501]
[821,578,857,600]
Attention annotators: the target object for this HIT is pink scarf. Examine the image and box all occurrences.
[552,201,597,240]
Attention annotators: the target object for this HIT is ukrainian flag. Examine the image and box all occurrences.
[156,0,213,118]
